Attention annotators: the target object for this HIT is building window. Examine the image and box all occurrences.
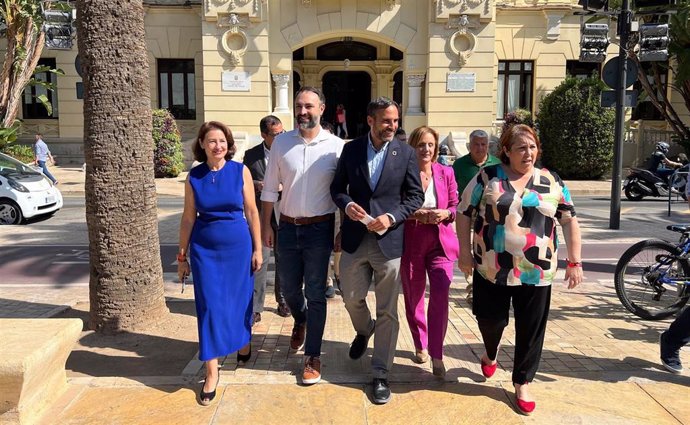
[22,58,58,119]
[566,60,601,80]
[158,59,195,120]
[496,61,533,119]
[631,62,667,121]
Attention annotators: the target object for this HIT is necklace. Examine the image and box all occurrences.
[420,170,432,182]
[208,160,225,184]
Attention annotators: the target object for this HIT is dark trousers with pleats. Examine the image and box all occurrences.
[472,270,551,384]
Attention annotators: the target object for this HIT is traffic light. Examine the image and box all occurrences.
[578,0,609,11]
[638,23,670,62]
[580,23,610,63]
[42,7,74,50]
[635,0,677,8]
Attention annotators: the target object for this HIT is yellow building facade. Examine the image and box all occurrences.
[5,0,688,165]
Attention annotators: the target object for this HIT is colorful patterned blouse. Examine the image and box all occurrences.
[458,164,576,286]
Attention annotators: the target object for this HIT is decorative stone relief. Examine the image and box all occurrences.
[219,13,249,66]
[384,0,399,11]
[205,0,263,22]
[302,0,312,7]
[544,11,565,41]
[434,0,491,22]
[447,14,479,67]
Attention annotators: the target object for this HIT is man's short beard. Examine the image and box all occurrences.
[298,117,318,130]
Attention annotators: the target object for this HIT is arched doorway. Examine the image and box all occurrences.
[322,71,371,139]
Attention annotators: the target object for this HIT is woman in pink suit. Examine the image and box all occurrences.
[401,126,460,378]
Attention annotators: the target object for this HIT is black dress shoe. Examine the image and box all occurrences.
[277,302,291,318]
[199,377,219,406]
[372,378,391,404]
[349,320,375,360]
[237,343,252,365]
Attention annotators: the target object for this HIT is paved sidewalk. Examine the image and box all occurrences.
[33,270,690,425]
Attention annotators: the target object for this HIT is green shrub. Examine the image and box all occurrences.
[152,109,184,178]
[536,76,615,179]
[1,143,34,163]
[502,108,535,133]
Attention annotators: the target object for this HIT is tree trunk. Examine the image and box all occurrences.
[76,0,168,333]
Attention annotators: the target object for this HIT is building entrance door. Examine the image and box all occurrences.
[322,71,371,139]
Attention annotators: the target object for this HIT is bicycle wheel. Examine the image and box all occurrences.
[614,239,690,320]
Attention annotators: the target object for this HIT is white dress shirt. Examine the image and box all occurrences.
[261,128,344,218]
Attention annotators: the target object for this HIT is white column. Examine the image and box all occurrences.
[272,73,290,113]
[406,73,425,114]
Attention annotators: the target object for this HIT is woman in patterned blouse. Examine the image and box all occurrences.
[457,124,584,415]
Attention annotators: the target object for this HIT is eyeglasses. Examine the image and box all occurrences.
[268,130,285,137]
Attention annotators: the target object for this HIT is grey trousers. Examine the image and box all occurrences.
[340,233,401,379]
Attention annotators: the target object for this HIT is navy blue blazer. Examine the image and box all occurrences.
[330,135,424,259]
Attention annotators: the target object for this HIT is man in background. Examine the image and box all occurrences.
[452,129,500,303]
[243,115,290,323]
[33,133,58,185]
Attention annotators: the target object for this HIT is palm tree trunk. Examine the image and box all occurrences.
[76,0,168,333]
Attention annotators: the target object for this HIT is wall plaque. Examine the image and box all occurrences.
[447,73,476,92]
[222,71,251,91]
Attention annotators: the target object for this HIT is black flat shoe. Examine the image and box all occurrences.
[372,378,391,404]
[199,377,219,406]
[237,343,252,364]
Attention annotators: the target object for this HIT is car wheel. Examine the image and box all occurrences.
[0,200,23,225]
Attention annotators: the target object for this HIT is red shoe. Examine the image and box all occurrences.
[515,395,536,415]
[480,358,497,378]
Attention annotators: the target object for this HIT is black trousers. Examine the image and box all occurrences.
[472,270,551,384]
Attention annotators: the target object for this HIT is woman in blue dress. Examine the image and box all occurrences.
[177,121,262,406]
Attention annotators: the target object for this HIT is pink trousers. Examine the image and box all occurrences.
[400,221,454,360]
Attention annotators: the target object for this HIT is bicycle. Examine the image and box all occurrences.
[614,224,690,320]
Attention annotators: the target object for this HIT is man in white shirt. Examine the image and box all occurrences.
[261,87,344,386]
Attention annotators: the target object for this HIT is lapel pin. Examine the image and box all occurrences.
[392,151,397,156]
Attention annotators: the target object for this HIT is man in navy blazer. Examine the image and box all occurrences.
[243,115,290,321]
[330,97,424,404]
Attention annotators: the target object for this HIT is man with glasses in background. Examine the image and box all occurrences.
[244,115,290,324]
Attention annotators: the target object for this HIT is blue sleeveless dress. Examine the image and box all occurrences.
[189,160,253,361]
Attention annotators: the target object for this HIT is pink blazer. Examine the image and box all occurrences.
[431,162,460,261]
[403,162,460,261]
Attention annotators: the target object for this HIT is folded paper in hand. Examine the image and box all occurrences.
[360,214,386,236]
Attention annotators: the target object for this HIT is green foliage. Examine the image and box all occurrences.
[1,142,33,163]
[537,77,615,179]
[502,108,535,133]
[152,109,184,178]
[0,121,20,149]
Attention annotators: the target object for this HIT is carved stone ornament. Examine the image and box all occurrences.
[436,0,485,14]
[449,30,476,67]
[206,0,262,16]
[385,0,399,11]
[221,26,248,66]
[544,11,565,41]
[447,14,478,67]
[218,12,249,30]
[272,73,290,87]
[302,0,312,7]
[406,73,426,87]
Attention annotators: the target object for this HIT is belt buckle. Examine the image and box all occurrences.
[293,216,304,226]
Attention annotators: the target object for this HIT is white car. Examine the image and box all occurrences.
[0,152,63,224]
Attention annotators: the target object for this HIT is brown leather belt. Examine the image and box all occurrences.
[280,213,333,226]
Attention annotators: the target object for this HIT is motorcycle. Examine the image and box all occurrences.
[623,163,689,201]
